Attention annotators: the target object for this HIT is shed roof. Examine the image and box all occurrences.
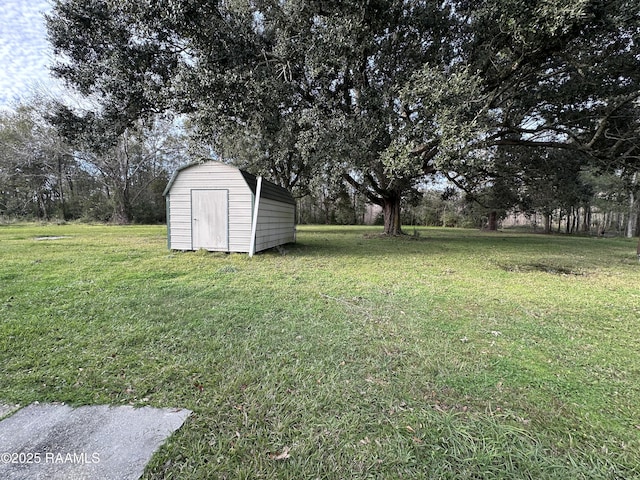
[163,161,295,205]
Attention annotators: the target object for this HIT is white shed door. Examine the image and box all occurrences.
[191,189,229,250]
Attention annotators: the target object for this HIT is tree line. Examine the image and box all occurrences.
[1,0,639,236]
[2,96,636,237]
[0,98,189,223]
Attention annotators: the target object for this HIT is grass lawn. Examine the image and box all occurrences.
[1,223,639,479]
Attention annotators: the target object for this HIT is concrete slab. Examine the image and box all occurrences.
[0,403,191,480]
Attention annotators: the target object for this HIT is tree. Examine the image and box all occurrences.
[47,0,640,234]
[58,114,189,223]
[0,100,73,220]
[514,148,591,233]
[403,1,639,195]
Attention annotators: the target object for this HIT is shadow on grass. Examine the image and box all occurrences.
[498,262,588,276]
[277,226,613,260]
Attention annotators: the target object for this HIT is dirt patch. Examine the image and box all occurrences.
[499,262,587,276]
[34,236,71,241]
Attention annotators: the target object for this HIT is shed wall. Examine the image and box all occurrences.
[255,197,296,252]
[166,163,253,252]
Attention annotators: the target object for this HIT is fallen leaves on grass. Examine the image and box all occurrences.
[267,446,291,460]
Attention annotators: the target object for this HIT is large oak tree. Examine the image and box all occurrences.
[47,0,639,234]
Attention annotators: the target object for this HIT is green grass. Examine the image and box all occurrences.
[1,223,639,479]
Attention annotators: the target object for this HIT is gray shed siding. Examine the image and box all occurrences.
[164,161,295,254]
[165,163,253,252]
[255,197,296,252]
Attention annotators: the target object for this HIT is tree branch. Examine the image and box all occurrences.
[586,90,640,149]
[342,173,383,205]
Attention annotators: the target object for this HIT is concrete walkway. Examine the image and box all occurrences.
[0,402,191,480]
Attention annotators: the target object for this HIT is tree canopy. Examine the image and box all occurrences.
[46,0,640,233]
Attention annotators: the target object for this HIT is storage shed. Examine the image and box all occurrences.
[163,161,296,255]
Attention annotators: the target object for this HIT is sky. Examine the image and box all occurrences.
[0,0,63,110]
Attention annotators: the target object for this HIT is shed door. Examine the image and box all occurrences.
[191,189,228,250]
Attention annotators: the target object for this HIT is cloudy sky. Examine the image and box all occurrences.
[0,0,62,109]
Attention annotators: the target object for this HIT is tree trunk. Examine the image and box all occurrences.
[543,213,552,234]
[382,196,402,235]
[627,180,637,238]
[487,210,498,231]
[582,206,591,233]
[110,185,131,224]
[57,154,67,220]
[111,201,130,224]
